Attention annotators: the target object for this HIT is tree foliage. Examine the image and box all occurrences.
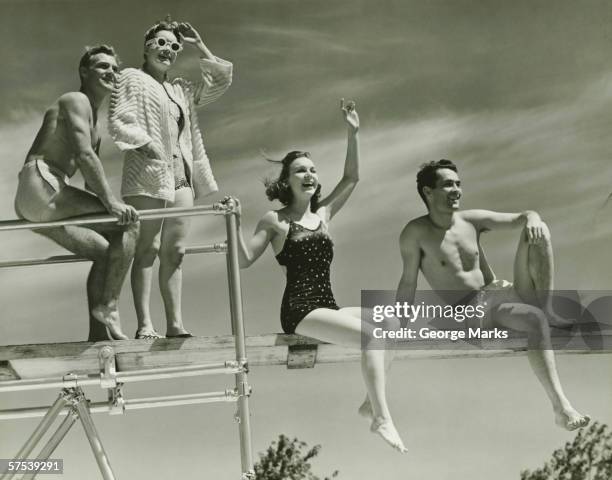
[521,422,612,480]
[253,434,339,480]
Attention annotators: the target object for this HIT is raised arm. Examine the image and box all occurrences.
[228,198,277,268]
[318,99,360,221]
[62,93,138,224]
[396,223,422,304]
[177,22,232,107]
[462,209,547,243]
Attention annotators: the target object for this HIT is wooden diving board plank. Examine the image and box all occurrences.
[0,332,610,381]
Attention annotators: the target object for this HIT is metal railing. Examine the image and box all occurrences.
[0,202,254,480]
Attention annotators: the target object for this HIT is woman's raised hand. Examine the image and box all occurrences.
[178,22,204,46]
[341,98,359,133]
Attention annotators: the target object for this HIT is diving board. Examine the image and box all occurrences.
[1,331,610,382]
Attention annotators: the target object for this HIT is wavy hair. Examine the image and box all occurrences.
[416,159,458,207]
[264,151,321,212]
[144,15,183,45]
[78,44,118,83]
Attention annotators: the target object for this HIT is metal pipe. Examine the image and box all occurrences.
[0,361,242,393]
[0,391,238,420]
[19,408,78,480]
[225,210,254,477]
[0,377,99,393]
[11,392,69,460]
[0,243,227,269]
[0,204,227,232]
[116,362,242,382]
[121,391,238,410]
[0,254,88,268]
[74,396,116,480]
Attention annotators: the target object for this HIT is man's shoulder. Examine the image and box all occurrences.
[400,216,428,241]
[57,92,91,114]
[403,215,429,232]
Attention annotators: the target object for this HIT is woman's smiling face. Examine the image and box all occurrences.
[287,156,319,201]
[144,30,182,72]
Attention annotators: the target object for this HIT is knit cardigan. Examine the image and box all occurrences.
[108,57,232,202]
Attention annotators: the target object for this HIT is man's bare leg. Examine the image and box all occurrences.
[39,186,138,340]
[90,224,139,339]
[493,302,589,431]
[87,261,111,341]
[513,224,572,327]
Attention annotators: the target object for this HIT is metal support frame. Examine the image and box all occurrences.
[1,388,113,480]
[0,202,255,480]
[20,408,79,480]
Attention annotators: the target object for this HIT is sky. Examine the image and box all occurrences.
[1,0,612,478]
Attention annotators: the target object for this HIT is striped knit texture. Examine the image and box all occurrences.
[108,57,233,201]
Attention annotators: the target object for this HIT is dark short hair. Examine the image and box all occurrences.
[416,159,458,206]
[264,151,321,212]
[78,44,118,83]
[144,18,183,46]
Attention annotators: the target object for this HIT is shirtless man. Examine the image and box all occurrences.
[396,159,589,431]
[14,45,139,341]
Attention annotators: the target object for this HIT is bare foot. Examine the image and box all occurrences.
[546,311,574,329]
[135,329,163,340]
[370,417,407,453]
[166,323,192,337]
[92,304,129,341]
[554,408,591,431]
[358,397,373,420]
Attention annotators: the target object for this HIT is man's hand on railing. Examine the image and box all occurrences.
[108,201,139,225]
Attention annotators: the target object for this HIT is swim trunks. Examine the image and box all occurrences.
[470,279,522,328]
[14,159,70,222]
[275,219,340,334]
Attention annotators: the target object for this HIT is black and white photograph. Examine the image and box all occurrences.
[1,1,611,479]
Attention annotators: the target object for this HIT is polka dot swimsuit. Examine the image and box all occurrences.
[275,219,340,334]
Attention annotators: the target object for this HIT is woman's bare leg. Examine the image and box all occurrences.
[125,196,165,337]
[296,307,406,453]
[159,187,192,336]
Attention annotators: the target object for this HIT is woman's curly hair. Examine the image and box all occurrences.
[264,151,321,212]
[144,15,183,46]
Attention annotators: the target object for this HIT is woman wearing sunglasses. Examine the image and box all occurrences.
[109,18,232,339]
[229,100,406,453]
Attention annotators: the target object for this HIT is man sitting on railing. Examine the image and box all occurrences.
[13,45,139,341]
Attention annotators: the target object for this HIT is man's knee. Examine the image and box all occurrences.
[522,222,551,245]
[123,221,140,237]
[159,244,186,268]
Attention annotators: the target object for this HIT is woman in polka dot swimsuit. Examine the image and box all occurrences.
[230,100,407,453]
